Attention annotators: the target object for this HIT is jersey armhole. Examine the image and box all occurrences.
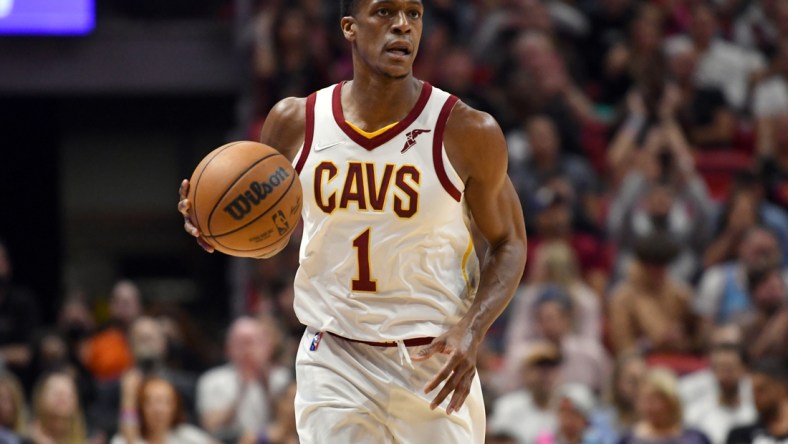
[294,92,317,174]
[432,95,462,202]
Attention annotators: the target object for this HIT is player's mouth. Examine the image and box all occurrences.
[384,42,412,60]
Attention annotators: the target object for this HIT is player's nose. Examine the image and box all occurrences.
[391,11,411,34]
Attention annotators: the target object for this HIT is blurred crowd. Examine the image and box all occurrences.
[3,0,788,443]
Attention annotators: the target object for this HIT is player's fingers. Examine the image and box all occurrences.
[423,353,460,393]
[184,220,201,237]
[412,340,444,362]
[446,369,474,414]
[428,365,470,410]
[196,237,215,253]
[177,199,191,217]
[179,179,190,199]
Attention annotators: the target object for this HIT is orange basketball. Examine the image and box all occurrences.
[188,141,302,258]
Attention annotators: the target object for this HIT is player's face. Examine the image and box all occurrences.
[344,0,424,79]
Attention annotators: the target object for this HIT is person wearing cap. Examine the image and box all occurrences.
[489,342,562,444]
[535,383,604,444]
[608,231,706,360]
[726,357,788,444]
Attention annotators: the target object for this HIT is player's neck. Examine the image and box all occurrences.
[343,73,422,131]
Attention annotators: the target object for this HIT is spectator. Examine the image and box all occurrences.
[665,38,736,149]
[196,317,290,443]
[90,316,197,439]
[238,382,297,444]
[83,280,142,381]
[490,342,562,444]
[735,262,788,361]
[0,239,40,384]
[507,114,601,232]
[734,0,788,59]
[525,188,611,295]
[753,39,788,120]
[507,285,610,395]
[507,242,602,345]
[593,352,648,444]
[607,89,714,283]
[535,383,605,444]
[696,227,787,325]
[619,368,711,444]
[678,324,746,405]
[665,3,766,112]
[727,357,788,444]
[112,377,215,444]
[0,371,28,444]
[608,232,705,357]
[684,343,757,444]
[29,372,86,444]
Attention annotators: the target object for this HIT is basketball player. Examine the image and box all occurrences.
[178,1,527,442]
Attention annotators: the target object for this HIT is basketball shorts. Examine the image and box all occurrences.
[294,327,486,444]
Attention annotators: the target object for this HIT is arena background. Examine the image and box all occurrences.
[1,0,787,443]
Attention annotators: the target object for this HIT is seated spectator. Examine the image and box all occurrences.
[0,239,40,386]
[754,39,788,121]
[727,357,788,443]
[90,316,197,439]
[525,187,611,295]
[733,0,786,57]
[607,94,714,282]
[507,242,602,345]
[490,343,562,444]
[29,372,86,444]
[735,262,788,361]
[684,343,757,444]
[696,227,787,324]
[197,317,291,443]
[239,382,297,444]
[507,285,610,395]
[665,38,736,149]
[608,232,705,356]
[593,352,648,444]
[507,114,600,229]
[678,324,746,406]
[664,3,766,112]
[0,371,28,444]
[535,383,605,444]
[112,377,215,444]
[619,368,711,444]
[83,280,142,381]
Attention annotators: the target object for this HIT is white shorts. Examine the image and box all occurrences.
[294,327,486,444]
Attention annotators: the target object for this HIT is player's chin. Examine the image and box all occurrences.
[378,63,412,80]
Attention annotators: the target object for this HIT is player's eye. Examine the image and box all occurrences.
[376,8,390,17]
[408,10,421,19]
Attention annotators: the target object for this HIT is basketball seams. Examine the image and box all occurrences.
[205,170,297,238]
[191,141,246,233]
[205,152,281,234]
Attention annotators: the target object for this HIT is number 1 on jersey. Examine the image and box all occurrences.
[352,228,377,292]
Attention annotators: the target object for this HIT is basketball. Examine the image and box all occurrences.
[187,141,302,258]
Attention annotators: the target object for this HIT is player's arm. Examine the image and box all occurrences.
[178,97,307,252]
[413,102,527,414]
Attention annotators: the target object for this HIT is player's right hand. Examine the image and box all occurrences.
[178,179,215,253]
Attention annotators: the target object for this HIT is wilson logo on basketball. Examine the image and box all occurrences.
[401,129,431,153]
[223,166,290,221]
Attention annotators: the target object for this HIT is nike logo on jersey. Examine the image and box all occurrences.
[401,129,431,153]
[314,141,342,152]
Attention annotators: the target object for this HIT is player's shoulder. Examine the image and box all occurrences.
[268,96,308,123]
[442,99,508,181]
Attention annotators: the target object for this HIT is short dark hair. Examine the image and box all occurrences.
[341,0,360,17]
[751,357,788,384]
[633,232,680,266]
[710,342,749,367]
[747,260,781,291]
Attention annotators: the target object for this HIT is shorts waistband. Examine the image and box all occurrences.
[327,331,434,348]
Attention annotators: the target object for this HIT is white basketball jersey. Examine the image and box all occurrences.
[291,82,480,341]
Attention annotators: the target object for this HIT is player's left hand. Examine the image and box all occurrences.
[411,324,480,415]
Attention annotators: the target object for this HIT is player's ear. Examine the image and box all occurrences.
[341,16,357,41]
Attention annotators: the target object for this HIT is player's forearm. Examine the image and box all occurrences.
[461,238,526,340]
